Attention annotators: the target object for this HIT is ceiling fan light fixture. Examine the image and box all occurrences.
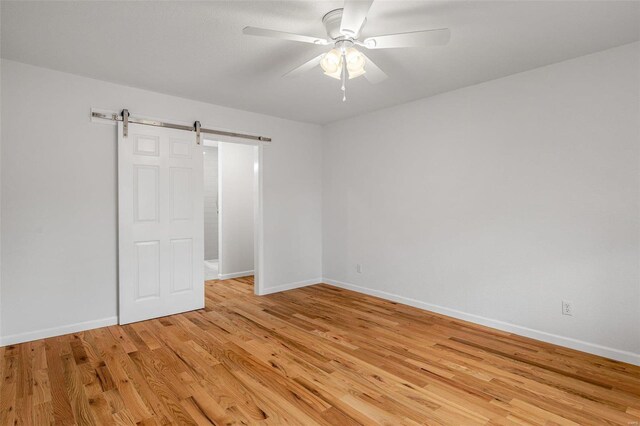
[320,48,342,75]
[345,47,366,79]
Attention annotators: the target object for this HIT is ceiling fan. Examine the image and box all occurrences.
[243,0,451,101]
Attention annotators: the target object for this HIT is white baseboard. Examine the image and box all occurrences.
[219,270,254,280]
[0,316,118,346]
[323,278,640,366]
[259,277,322,296]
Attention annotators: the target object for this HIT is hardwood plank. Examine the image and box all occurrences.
[2,276,639,425]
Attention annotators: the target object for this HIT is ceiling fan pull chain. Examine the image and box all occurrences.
[341,51,347,102]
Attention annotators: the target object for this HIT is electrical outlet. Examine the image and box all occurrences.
[356,264,362,273]
[562,300,573,316]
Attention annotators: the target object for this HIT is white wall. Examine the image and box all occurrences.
[203,146,218,260]
[2,42,638,366]
[0,60,323,343]
[219,142,255,278]
[322,42,640,364]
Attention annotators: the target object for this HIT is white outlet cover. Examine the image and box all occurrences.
[562,300,573,316]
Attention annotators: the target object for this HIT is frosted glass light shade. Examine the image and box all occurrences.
[346,48,366,79]
[321,48,342,79]
[320,47,367,80]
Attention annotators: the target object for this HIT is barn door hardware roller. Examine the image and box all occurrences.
[122,109,130,137]
[194,121,202,145]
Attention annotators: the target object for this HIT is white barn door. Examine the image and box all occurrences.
[118,122,204,324]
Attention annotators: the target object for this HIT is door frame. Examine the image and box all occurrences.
[203,138,264,295]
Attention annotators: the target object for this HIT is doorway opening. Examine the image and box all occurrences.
[202,139,260,293]
[203,144,220,280]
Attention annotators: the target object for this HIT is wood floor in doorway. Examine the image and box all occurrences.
[1,276,639,425]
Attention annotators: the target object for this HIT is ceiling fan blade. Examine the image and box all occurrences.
[340,0,374,37]
[363,28,451,49]
[361,53,387,84]
[243,26,330,45]
[283,54,325,78]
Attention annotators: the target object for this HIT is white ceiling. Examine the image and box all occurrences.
[2,1,639,124]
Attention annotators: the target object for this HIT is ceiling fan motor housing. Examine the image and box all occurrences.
[322,8,366,40]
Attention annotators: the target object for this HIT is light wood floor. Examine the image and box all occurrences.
[2,277,639,425]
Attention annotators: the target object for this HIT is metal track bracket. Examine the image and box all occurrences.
[122,109,130,137]
[194,121,202,145]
